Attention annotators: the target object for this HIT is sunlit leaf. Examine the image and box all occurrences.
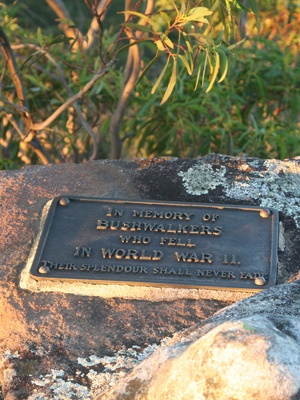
[227,38,245,50]
[164,37,174,49]
[184,37,193,53]
[161,59,177,105]
[206,52,220,93]
[155,39,165,51]
[202,51,208,87]
[186,7,213,22]
[218,49,228,82]
[194,64,202,91]
[151,57,170,94]
[178,54,192,75]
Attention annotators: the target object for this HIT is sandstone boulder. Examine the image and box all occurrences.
[97,279,300,400]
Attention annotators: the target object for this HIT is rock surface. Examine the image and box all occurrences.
[97,280,300,400]
[1,155,300,398]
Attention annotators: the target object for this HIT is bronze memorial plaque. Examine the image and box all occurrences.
[30,197,278,291]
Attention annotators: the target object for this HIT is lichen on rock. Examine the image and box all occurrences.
[178,164,227,195]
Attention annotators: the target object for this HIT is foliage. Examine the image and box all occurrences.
[123,0,300,159]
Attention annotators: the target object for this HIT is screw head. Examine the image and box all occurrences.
[39,265,50,274]
[254,276,266,286]
[59,197,70,206]
[260,209,271,218]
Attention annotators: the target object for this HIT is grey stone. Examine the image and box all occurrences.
[96,280,300,400]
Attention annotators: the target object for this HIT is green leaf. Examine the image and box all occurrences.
[194,64,202,91]
[187,32,215,46]
[161,59,177,105]
[55,18,77,28]
[236,1,251,12]
[178,54,192,75]
[227,38,245,50]
[225,0,232,35]
[37,27,43,46]
[17,50,40,71]
[184,37,193,53]
[248,0,260,30]
[119,11,156,29]
[206,51,220,93]
[202,51,208,87]
[186,7,213,22]
[151,56,170,94]
[160,11,170,26]
[137,53,163,85]
[121,22,152,33]
[137,95,157,118]
[46,35,67,46]
[69,34,79,51]
[117,38,152,54]
[218,49,228,83]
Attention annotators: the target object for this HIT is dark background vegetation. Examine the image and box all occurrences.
[1,0,300,169]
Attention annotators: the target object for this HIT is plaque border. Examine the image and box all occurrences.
[29,197,279,291]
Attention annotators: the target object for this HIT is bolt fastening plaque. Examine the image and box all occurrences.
[30,197,278,291]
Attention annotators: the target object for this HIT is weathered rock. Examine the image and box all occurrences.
[96,280,300,400]
[1,155,300,398]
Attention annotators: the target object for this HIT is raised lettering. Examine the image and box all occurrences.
[152,250,163,261]
[120,222,131,231]
[115,249,126,259]
[74,247,92,258]
[143,223,156,232]
[139,250,152,261]
[200,253,213,263]
[97,219,109,230]
[175,251,190,262]
[106,208,123,217]
[132,210,144,218]
[200,226,212,235]
[190,225,199,234]
[101,248,116,259]
[154,224,166,233]
[213,226,222,235]
[130,222,142,231]
[125,249,139,260]
[120,235,132,243]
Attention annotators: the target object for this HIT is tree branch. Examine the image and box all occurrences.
[0,26,31,132]
[84,0,112,51]
[12,43,101,160]
[6,114,53,165]
[109,0,155,159]
[45,0,82,49]
[0,26,53,164]
[32,60,115,131]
